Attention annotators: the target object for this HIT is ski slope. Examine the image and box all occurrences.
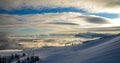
[28,34,120,63]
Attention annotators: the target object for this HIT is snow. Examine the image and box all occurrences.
[1,34,120,63]
[0,49,22,52]
[0,49,22,56]
[31,34,120,63]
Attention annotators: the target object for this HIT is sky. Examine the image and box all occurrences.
[0,0,120,35]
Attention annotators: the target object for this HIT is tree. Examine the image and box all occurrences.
[22,53,26,57]
[16,59,21,63]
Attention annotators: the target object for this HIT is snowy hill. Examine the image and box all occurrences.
[28,34,120,63]
[0,34,120,63]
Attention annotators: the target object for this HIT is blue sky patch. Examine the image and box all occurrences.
[0,7,87,15]
[90,13,119,19]
[0,7,118,19]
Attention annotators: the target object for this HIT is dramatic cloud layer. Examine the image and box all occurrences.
[0,0,120,49]
[0,12,112,29]
[0,0,120,34]
[0,0,120,13]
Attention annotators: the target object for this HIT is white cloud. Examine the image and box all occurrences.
[0,12,120,34]
[0,12,113,29]
[0,0,120,13]
[110,18,120,26]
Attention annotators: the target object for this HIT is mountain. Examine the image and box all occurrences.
[0,34,120,63]
[31,34,120,63]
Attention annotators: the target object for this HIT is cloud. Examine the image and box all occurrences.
[0,12,81,28]
[68,15,111,28]
[48,22,79,25]
[0,0,120,13]
[110,18,120,26]
[0,32,21,50]
[0,12,119,34]
[93,0,120,7]
[79,16,109,24]
[0,12,111,28]
[0,14,29,28]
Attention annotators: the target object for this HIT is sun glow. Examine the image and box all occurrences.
[110,18,120,27]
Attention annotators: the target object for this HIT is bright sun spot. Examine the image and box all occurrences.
[110,15,120,27]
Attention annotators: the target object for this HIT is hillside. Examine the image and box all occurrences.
[0,34,120,63]
[32,34,120,63]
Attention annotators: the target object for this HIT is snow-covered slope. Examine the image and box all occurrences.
[26,34,120,63]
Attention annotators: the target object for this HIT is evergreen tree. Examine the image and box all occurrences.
[16,59,21,63]
[23,53,26,57]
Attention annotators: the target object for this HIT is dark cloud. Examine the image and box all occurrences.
[85,17,109,24]
[47,22,79,25]
[0,32,21,50]
[72,16,110,24]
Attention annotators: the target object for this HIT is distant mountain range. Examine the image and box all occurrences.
[75,32,112,38]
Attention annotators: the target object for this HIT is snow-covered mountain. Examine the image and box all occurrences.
[29,34,120,63]
[0,34,120,63]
